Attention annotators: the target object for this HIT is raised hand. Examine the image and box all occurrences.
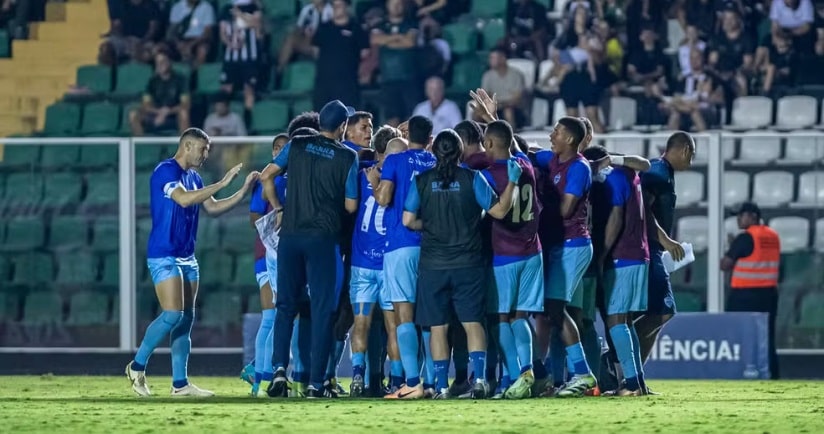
[469,88,498,122]
[507,158,522,183]
[221,163,243,186]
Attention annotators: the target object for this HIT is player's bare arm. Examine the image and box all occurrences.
[602,205,624,265]
[169,163,243,208]
[402,211,423,231]
[260,162,284,211]
[560,193,581,219]
[202,170,260,216]
[374,180,395,207]
[642,189,686,261]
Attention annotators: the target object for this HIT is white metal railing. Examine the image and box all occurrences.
[0,132,822,355]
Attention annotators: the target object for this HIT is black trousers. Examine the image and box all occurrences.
[727,287,779,379]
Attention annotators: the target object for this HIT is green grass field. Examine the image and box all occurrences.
[1,376,823,433]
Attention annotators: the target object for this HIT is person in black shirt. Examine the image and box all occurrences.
[106,0,161,62]
[129,52,190,136]
[708,9,754,102]
[794,33,824,85]
[312,0,369,111]
[761,32,796,96]
[506,0,551,61]
[401,127,521,398]
[260,100,360,399]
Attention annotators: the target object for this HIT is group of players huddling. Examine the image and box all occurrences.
[125,89,695,400]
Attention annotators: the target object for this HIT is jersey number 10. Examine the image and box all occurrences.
[511,184,535,224]
[361,196,387,235]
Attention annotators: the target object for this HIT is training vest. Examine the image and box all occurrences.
[731,225,780,289]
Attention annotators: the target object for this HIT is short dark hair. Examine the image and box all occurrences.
[666,131,695,152]
[292,127,318,138]
[407,115,433,145]
[348,111,373,125]
[557,116,586,148]
[485,120,514,149]
[288,112,320,138]
[272,133,289,149]
[581,144,609,161]
[490,47,508,58]
[372,125,401,154]
[179,127,209,145]
[512,133,529,155]
[579,117,593,137]
[454,120,483,147]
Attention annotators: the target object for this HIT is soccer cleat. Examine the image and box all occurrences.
[471,381,489,399]
[334,380,348,396]
[239,362,255,386]
[171,383,215,397]
[531,376,550,398]
[539,385,560,398]
[602,387,642,397]
[505,370,534,400]
[448,378,472,398]
[350,374,365,398]
[266,369,289,398]
[491,390,505,399]
[289,381,307,398]
[556,374,597,398]
[433,388,451,399]
[385,383,424,399]
[423,386,437,399]
[250,383,260,397]
[383,384,401,398]
[125,361,151,397]
[307,381,338,399]
[645,386,661,396]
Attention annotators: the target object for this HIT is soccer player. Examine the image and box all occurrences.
[126,128,259,397]
[261,100,360,399]
[478,121,543,400]
[532,117,597,397]
[241,133,289,396]
[344,111,376,161]
[402,129,521,399]
[374,115,437,399]
[583,145,649,396]
[349,133,408,397]
[634,132,694,391]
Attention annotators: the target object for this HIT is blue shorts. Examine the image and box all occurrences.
[544,241,593,303]
[147,255,199,285]
[383,246,420,304]
[491,254,544,314]
[350,266,392,311]
[255,250,279,293]
[570,273,597,320]
[646,250,676,315]
[604,262,649,315]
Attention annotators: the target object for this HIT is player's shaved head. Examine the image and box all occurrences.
[372,125,402,154]
[385,137,409,155]
[666,131,695,152]
[664,130,696,171]
[177,127,210,169]
[484,120,514,150]
[179,127,209,147]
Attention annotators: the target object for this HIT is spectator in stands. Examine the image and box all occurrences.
[625,0,665,55]
[678,0,719,39]
[106,0,162,63]
[627,26,668,95]
[412,76,462,134]
[129,52,190,136]
[795,30,824,85]
[479,47,526,128]
[662,48,722,131]
[371,0,420,126]
[312,0,369,110]
[721,201,780,379]
[413,0,452,48]
[278,0,332,74]
[506,0,551,61]
[760,31,796,96]
[167,0,215,69]
[678,25,707,79]
[708,9,754,104]
[564,0,603,19]
[770,0,815,52]
[418,20,450,79]
[219,0,263,115]
[204,92,247,136]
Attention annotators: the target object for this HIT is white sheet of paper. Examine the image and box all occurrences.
[661,242,695,273]
[254,210,280,253]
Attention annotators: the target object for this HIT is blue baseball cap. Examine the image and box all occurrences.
[319,100,356,132]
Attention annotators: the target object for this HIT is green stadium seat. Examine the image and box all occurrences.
[22,291,63,325]
[3,172,44,208]
[83,172,118,207]
[55,250,99,285]
[4,217,45,251]
[43,172,83,206]
[0,255,11,281]
[81,102,121,136]
[76,64,113,94]
[1,145,40,167]
[221,215,255,253]
[119,102,140,136]
[48,215,88,249]
[172,62,193,90]
[198,250,233,286]
[196,217,220,250]
[135,144,168,170]
[450,56,485,93]
[66,291,109,325]
[0,292,17,321]
[101,253,119,287]
[137,217,152,252]
[43,102,81,136]
[247,292,262,313]
[471,0,507,18]
[291,98,313,117]
[281,61,316,93]
[233,253,256,285]
[481,19,506,50]
[251,142,275,165]
[201,291,242,326]
[262,0,297,19]
[40,145,80,168]
[0,29,9,58]
[196,62,223,95]
[674,290,703,312]
[443,22,478,55]
[796,292,824,328]
[78,145,118,169]
[113,63,153,97]
[91,217,119,252]
[135,171,152,207]
[251,100,289,134]
[11,253,54,284]
[781,253,818,287]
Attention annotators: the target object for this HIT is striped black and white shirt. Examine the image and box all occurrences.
[220,2,261,63]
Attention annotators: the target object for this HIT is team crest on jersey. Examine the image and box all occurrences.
[553,174,561,184]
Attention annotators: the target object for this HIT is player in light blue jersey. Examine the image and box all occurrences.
[349,133,407,397]
[374,116,438,399]
[126,128,259,397]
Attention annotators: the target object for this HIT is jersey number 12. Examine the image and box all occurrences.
[511,184,535,224]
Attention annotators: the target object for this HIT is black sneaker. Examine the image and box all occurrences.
[307,381,339,399]
[471,381,489,399]
[266,369,289,398]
